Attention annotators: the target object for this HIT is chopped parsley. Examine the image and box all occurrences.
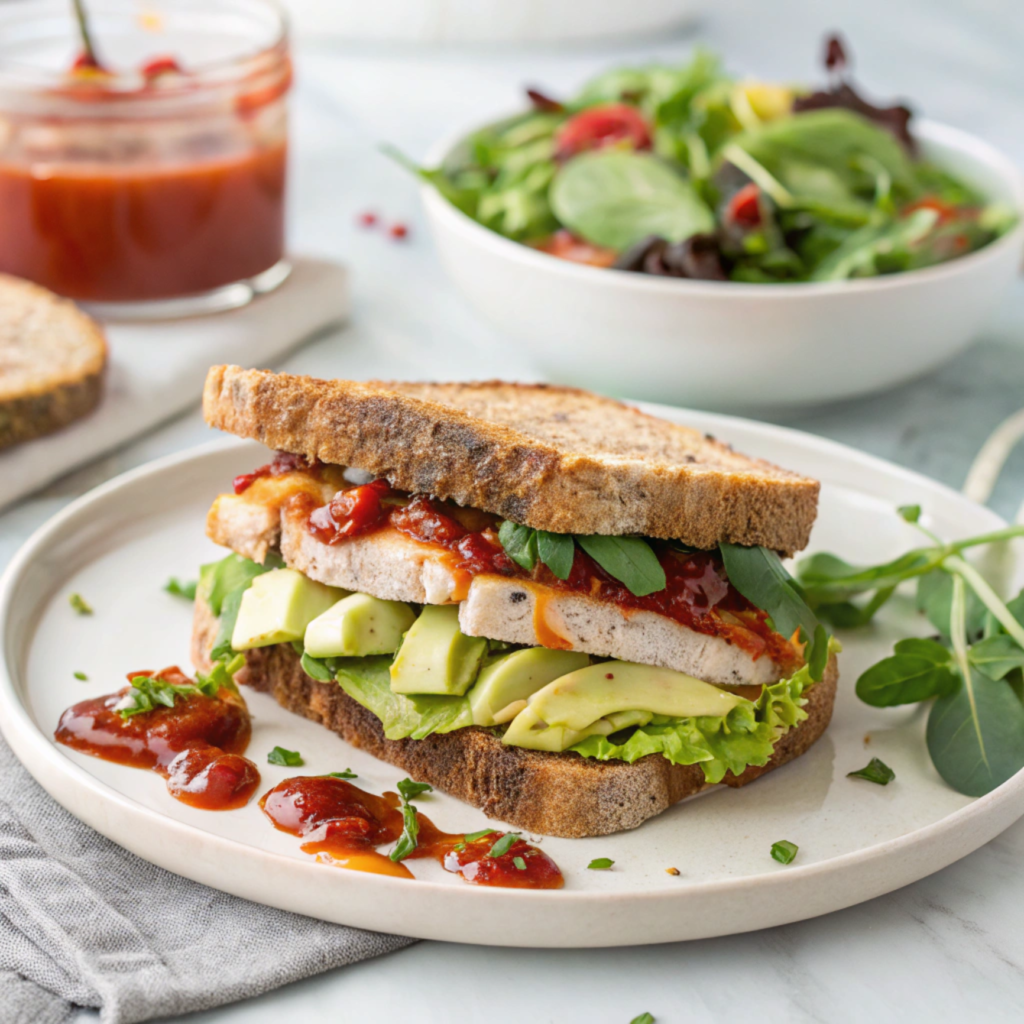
[117,655,243,720]
[588,857,614,870]
[464,828,495,842]
[513,856,527,871]
[327,769,358,779]
[164,577,198,600]
[847,757,895,785]
[268,746,304,767]
[390,779,434,862]
[69,593,93,615]
[631,1015,655,1024]
[487,832,521,858]
[73,671,88,681]
[770,840,799,865]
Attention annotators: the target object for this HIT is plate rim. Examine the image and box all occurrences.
[3,409,1023,944]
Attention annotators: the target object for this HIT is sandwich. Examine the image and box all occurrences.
[192,365,839,838]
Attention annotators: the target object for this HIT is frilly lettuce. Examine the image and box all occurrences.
[569,661,818,783]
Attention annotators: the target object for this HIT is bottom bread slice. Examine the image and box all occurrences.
[193,598,838,838]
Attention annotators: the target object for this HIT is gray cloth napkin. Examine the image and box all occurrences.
[0,735,414,1024]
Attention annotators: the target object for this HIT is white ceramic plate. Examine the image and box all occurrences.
[2,409,1023,948]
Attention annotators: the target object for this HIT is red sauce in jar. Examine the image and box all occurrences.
[0,143,287,303]
[261,775,563,889]
[54,666,260,811]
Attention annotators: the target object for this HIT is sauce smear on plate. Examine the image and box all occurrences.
[55,666,260,810]
[261,775,563,888]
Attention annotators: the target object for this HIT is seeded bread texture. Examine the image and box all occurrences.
[0,274,107,450]
[192,597,837,838]
[202,365,820,555]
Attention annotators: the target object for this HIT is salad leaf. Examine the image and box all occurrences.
[550,151,714,251]
[847,757,896,785]
[577,535,667,597]
[498,521,538,571]
[967,635,1024,681]
[810,207,938,281]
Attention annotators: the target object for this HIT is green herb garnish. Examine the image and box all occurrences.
[73,671,88,681]
[117,655,243,720]
[513,856,527,871]
[268,746,304,767]
[464,828,496,842]
[390,779,434,862]
[69,593,93,616]
[487,832,521,858]
[770,840,799,865]
[630,1014,656,1024]
[577,535,667,597]
[798,510,1024,796]
[164,577,198,600]
[328,769,358,779]
[847,757,895,785]
[588,857,614,870]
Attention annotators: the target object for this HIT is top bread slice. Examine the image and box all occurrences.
[203,365,820,554]
[0,274,107,450]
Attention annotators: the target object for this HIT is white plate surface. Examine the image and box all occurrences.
[2,408,1023,947]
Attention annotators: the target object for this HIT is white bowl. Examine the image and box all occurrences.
[422,121,1024,410]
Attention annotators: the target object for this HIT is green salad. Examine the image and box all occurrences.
[407,37,1016,283]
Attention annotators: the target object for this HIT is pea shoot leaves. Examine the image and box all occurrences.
[719,542,828,680]
[799,508,1024,797]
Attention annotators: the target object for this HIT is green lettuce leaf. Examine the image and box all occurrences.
[568,660,818,783]
[329,655,473,741]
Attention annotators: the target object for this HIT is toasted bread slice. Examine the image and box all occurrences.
[203,365,819,554]
[207,494,791,686]
[0,274,107,450]
[192,596,837,838]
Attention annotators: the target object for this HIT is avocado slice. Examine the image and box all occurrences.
[231,568,346,650]
[389,605,487,696]
[304,593,416,658]
[528,661,745,730]
[468,648,590,727]
[501,705,657,752]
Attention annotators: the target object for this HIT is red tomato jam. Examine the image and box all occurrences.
[261,775,563,888]
[0,144,287,303]
[54,666,260,811]
[233,451,314,495]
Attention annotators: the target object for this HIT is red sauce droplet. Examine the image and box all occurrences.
[389,223,409,240]
[260,776,563,888]
[140,55,183,79]
[358,211,378,227]
[54,667,259,811]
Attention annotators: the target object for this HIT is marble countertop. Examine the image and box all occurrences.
[10,0,1022,1019]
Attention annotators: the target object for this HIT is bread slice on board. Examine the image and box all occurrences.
[0,274,107,450]
[203,365,820,555]
[193,597,837,838]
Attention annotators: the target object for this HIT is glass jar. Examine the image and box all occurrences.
[0,0,291,317]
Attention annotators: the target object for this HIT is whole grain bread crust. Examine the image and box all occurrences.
[203,365,819,555]
[0,274,107,450]
[192,597,837,838]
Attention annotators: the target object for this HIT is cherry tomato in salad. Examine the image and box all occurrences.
[726,183,762,228]
[555,104,652,161]
[903,196,965,226]
[533,229,618,267]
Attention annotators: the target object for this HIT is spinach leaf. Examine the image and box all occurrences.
[536,531,575,581]
[207,553,275,617]
[498,521,538,571]
[810,208,938,281]
[550,150,713,251]
[926,667,1024,796]
[720,543,827,678]
[855,637,958,706]
[577,535,667,597]
[968,636,1024,680]
[916,569,985,639]
[210,586,246,662]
